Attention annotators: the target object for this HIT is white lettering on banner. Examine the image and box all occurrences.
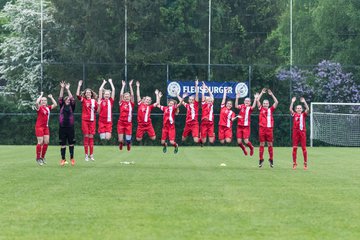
[176,82,242,96]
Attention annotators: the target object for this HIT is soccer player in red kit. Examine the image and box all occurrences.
[235,93,258,156]
[157,91,182,153]
[256,88,279,168]
[135,81,158,142]
[35,92,57,165]
[200,82,215,145]
[290,97,309,170]
[117,80,134,151]
[98,79,115,141]
[76,80,98,161]
[177,78,200,144]
[218,88,237,144]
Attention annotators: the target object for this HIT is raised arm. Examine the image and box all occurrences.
[156,90,162,108]
[177,94,184,107]
[267,89,278,108]
[59,81,65,98]
[65,82,73,97]
[235,93,240,108]
[136,81,141,103]
[108,78,115,99]
[119,80,126,101]
[257,88,266,108]
[207,85,214,100]
[76,80,83,98]
[300,97,309,114]
[48,94,57,109]
[99,79,106,100]
[252,93,259,109]
[195,77,199,102]
[129,79,134,102]
[290,97,296,114]
[177,94,184,105]
[221,87,227,105]
[153,89,159,107]
[35,92,44,109]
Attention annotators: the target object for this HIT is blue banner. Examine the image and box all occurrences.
[167,80,249,99]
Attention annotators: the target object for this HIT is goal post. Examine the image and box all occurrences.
[310,102,360,147]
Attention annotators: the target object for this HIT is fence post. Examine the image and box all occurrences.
[82,63,86,86]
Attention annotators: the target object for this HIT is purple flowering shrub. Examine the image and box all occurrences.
[277,61,360,108]
[277,67,314,100]
[314,60,360,103]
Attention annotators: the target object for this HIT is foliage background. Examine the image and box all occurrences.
[0,0,359,145]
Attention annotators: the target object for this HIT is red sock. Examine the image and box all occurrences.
[238,143,247,155]
[173,142,178,147]
[268,146,274,160]
[246,142,254,151]
[89,137,94,155]
[302,146,307,164]
[83,136,89,155]
[259,146,264,160]
[41,144,48,158]
[292,147,297,164]
[36,144,41,159]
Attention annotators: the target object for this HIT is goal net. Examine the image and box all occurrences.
[310,103,360,147]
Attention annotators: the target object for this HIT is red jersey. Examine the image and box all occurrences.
[259,106,276,128]
[292,112,307,131]
[137,101,155,124]
[184,101,199,123]
[237,104,253,127]
[119,100,134,122]
[201,101,214,122]
[219,105,235,128]
[99,98,114,123]
[160,105,178,125]
[36,105,52,127]
[78,96,98,121]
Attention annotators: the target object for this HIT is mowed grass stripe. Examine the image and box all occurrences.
[0,146,359,239]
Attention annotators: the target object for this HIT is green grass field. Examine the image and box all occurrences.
[1,146,359,240]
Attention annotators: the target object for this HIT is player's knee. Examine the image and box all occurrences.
[244,139,249,144]
[136,137,142,141]
[193,137,199,143]
[260,142,265,146]
[150,136,156,140]
[225,138,231,143]
[182,136,186,142]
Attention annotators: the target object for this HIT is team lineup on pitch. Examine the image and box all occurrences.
[34,78,309,170]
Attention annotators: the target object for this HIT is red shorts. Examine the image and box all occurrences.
[82,120,96,135]
[183,121,199,138]
[136,123,156,139]
[236,126,251,139]
[98,120,112,134]
[200,121,215,138]
[161,123,176,141]
[35,126,49,137]
[292,129,306,147]
[218,125,233,140]
[259,127,273,142]
[117,121,132,135]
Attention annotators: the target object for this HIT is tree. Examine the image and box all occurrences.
[277,60,360,103]
[0,0,56,107]
[272,0,360,67]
